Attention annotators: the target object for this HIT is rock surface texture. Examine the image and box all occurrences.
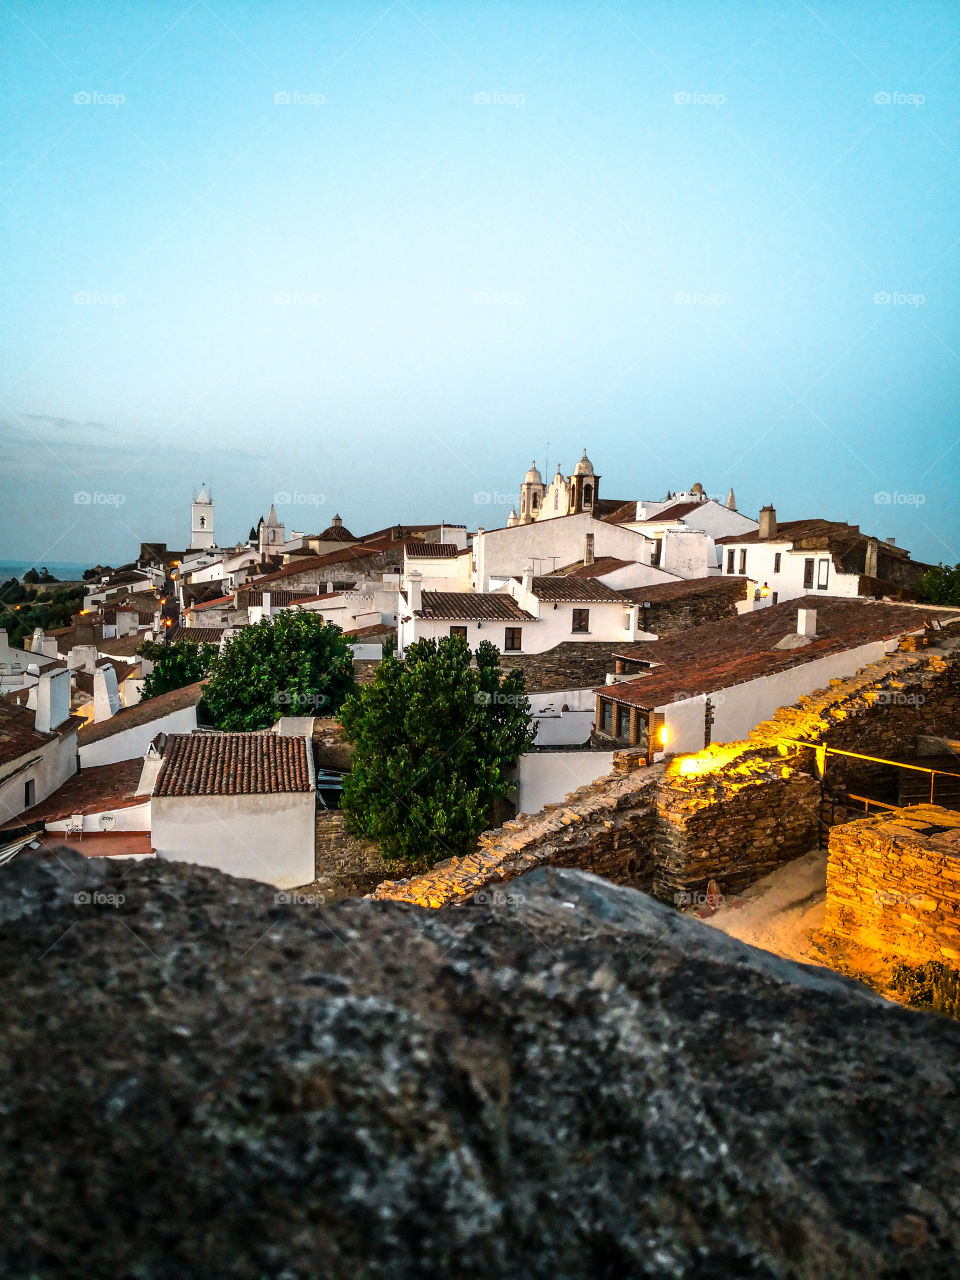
[3,850,960,1279]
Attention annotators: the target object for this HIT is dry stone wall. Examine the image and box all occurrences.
[825,805,960,966]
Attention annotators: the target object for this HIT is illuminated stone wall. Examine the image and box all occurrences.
[825,805,960,966]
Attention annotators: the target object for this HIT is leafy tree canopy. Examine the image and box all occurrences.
[916,562,960,606]
[340,636,534,870]
[138,639,219,701]
[201,610,356,731]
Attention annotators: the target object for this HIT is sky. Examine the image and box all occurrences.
[1,0,958,568]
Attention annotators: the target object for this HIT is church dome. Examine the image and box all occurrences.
[523,461,543,486]
[320,514,355,542]
[574,449,595,476]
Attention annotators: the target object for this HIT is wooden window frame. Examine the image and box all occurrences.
[572,608,590,634]
[504,627,522,652]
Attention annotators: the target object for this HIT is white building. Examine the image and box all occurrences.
[593,598,956,762]
[0,670,79,825]
[518,450,601,524]
[78,681,204,767]
[191,484,215,551]
[474,514,672,587]
[151,731,316,888]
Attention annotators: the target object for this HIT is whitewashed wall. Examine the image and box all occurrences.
[79,704,200,767]
[513,750,615,815]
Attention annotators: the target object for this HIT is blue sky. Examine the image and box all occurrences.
[1,0,958,567]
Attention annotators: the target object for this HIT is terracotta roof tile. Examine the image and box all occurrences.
[409,591,535,621]
[405,542,459,559]
[1,759,148,827]
[618,576,746,604]
[597,598,957,709]
[0,700,82,764]
[154,732,313,796]
[531,577,630,603]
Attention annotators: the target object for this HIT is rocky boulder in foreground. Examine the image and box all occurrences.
[2,850,959,1279]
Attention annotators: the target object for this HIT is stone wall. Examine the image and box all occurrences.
[652,758,820,899]
[370,642,960,909]
[309,811,420,901]
[641,578,745,635]
[825,805,960,966]
[372,760,663,905]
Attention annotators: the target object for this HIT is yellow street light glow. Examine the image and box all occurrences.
[659,725,669,746]
[759,583,770,597]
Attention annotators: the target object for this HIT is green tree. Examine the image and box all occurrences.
[138,638,219,701]
[201,610,356,731]
[340,637,534,870]
[916,562,960,606]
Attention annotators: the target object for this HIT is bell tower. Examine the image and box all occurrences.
[191,484,215,550]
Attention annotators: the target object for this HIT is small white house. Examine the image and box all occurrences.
[151,731,316,888]
[0,669,79,825]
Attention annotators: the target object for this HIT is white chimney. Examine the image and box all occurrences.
[93,665,122,722]
[116,610,136,637]
[137,744,164,796]
[797,607,817,638]
[68,644,99,673]
[407,570,423,613]
[584,533,595,566]
[521,565,534,594]
[475,528,488,593]
[262,590,271,614]
[36,668,70,734]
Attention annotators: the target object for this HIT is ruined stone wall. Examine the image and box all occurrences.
[372,761,663,905]
[825,805,960,966]
[309,811,420,901]
[642,579,745,635]
[652,760,820,900]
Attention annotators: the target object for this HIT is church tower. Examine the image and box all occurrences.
[191,484,215,551]
[259,503,285,556]
[519,462,545,525]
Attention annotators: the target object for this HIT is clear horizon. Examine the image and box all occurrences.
[2,1,958,567]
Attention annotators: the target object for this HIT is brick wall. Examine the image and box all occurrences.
[825,805,960,966]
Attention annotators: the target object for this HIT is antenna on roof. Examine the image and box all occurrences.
[545,441,549,482]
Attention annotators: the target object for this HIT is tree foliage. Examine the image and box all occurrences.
[201,610,356,731]
[138,639,219,701]
[915,562,960,606]
[340,636,535,870]
[0,580,85,648]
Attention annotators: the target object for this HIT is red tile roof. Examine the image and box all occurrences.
[531,577,630,603]
[0,700,82,765]
[343,621,396,638]
[78,681,205,745]
[550,557,638,579]
[645,499,704,521]
[409,591,535,621]
[154,732,313,796]
[596,598,957,710]
[618,576,747,605]
[167,626,225,645]
[1,759,148,827]
[405,542,460,559]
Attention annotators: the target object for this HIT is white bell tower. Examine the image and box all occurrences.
[191,484,215,550]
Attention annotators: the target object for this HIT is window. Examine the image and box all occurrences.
[572,608,589,633]
[652,538,662,567]
[817,558,830,589]
[199,515,206,528]
[616,704,631,741]
[504,627,522,652]
[601,699,614,735]
[772,591,779,604]
[773,552,781,573]
[532,493,539,509]
[583,483,593,505]
[738,549,747,574]
[24,779,35,809]
[726,550,735,574]
[803,558,815,589]
[450,626,467,641]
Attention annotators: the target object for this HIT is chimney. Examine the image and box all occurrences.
[758,505,777,540]
[407,570,423,613]
[864,537,879,579]
[93,665,122,723]
[583,533,595,566]
[521,565,534,594]
[885,536,896,545]
[475,528,488,593]
[68,644,99,673]
[797,607,817,638]
[35,668,70,734]
[262,590,271,614]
